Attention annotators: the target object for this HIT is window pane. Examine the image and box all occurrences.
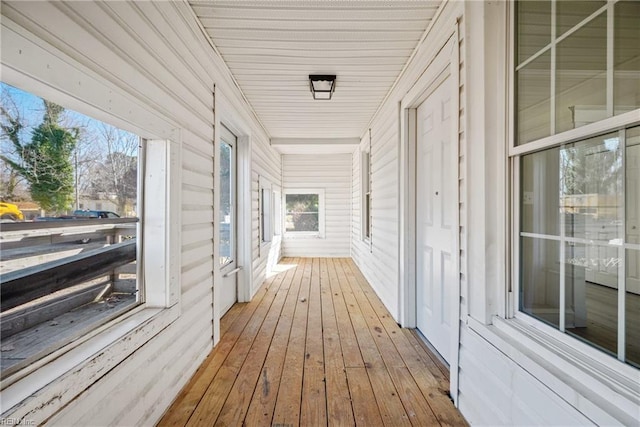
[626,249,640,366]
[521,147,561,235]
[285,194,319,232]
[516,0,551,65]
[0,82,140,377]
[565,242,618,357]
[560,133,623,241]
[556,1,606,37]
[627,126,640,366]
[521,236,561,328]
[516,51,552,145]
[614,0,640,116]
[556,13,607,134]
[219,141,233,266]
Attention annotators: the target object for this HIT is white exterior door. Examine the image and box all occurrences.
[416,76,455,363]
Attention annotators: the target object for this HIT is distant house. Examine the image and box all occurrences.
[15,201,43,221]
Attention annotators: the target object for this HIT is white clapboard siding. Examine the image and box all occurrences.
[0,1,279,425]
[251,132,282,294]
[282,154,351,257]
[350,1,465,321]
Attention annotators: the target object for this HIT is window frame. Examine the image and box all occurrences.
[510,0,640,366]
[0,78,181,416]
[260,179,272,244]
[361,148,371,242]
[283,188,325,238]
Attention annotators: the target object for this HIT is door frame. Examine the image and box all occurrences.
[213,91,253,345]
[398,29,461,405]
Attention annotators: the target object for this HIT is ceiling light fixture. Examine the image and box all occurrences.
[309,75,336,100]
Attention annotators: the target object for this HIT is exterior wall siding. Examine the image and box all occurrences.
[0,1,279,424]
[351,0,464,322]
[282,154,351,258]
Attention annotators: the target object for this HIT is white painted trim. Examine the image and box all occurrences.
[271,137,360,146]
[510,109,640,157]
[237,135,252,302]
[215,90,253,306]
[468,316,640,426]
[1,305,179,422]
[450,18,462,407]
[399,33,456,327]
[144,139,182,308]
[283,188,326,239]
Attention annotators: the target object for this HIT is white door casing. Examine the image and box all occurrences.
[416,75,455,363]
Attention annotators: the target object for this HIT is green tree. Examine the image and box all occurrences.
[0,100,78,212]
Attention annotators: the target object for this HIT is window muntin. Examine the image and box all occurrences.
[0,82,141,378]
[515,0,640,146]
[515,1,640,367]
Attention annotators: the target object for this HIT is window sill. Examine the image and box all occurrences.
[0,304,179,422]
[467,316,640,426]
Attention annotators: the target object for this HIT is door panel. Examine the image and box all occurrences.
[416,75,454,363]
[220,126,237,315]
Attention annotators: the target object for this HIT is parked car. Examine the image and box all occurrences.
[0,202,24,221]
[72,209,120,218]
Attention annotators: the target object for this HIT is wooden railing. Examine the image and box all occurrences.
[1,241,136,311]
[1,219,141,377]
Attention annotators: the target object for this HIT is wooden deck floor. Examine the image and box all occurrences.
[158,258,468,427]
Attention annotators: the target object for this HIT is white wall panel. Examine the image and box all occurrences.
[283,154,351,257]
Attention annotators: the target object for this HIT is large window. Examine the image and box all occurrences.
[0,82,141,378]
[284,189,324,236]
[515,0,640,367]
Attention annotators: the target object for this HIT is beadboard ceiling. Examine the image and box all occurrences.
[189,1,442,141]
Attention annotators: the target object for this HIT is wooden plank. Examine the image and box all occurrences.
[213,260,294,426]
[339,258,405,369]
[343,259,468,426]
[1,294,137,377]
[333,258,385,370]
[335,260,409,426]
[300,258,327,426]
[271,258,312,426]
[320,259,355,425]
[158,273,274,427]
[344,258,450,386]
[158,258,468,427]
[324,367,355,426]
[345,367,384,426]
[388,367,440,427]
[327,258,364,368]
[1,241,136,311]
[184,269,286,426]
[243,258,304,426]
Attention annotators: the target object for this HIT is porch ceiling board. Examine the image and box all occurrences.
[188,0,442,139]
